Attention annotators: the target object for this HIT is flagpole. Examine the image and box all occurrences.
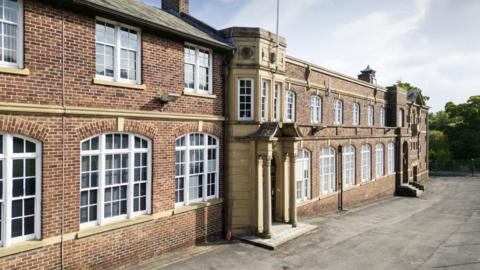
[275,0,280,69]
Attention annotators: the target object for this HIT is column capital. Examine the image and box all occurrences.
[283,152,290,162]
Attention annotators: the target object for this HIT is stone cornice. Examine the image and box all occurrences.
[0,102,225,122]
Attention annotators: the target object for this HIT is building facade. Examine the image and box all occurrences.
[0,0,428,269]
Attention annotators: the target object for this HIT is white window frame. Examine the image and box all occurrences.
[273,83,281,121]
[361,144,371,182]
[95,17,142,85]
[380,107,386,127]
[333,100,343,125]
[311,96,321,124]
[285,90,295,122]
[342,145,355,188]
[0,0,23,68]
[0,133,42,247]
[175,133,219,207]
[184,43,213,94]
[375,144,384,177]
[237,79,254,121]
[387,143,395,174]
[367,105,374,126]
[296,149,311,201]
[261,80,270,122]
[320,147,336,195]
[79,133,152,229]
[352,103,360,125]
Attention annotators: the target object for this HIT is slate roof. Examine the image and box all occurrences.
[69,0,233,49]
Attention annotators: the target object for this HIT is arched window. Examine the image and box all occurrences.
[0,133,41,247]
[398,109,404,127]
[387,143,395,174]
[367,105,374,126]
[342,145,355,187]
[320,147,336,195]
[296,149,311,201]
[175,133,219,206]
[285,90,295,122]
[311,96,321,124]
[352,103,360,125]
[361,144,371,182]
[80,133,151,227]
[380,107,386,127]
[333,100,343,124]
[376,144,384,177]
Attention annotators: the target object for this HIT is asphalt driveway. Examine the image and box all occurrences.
[153,177,480,270]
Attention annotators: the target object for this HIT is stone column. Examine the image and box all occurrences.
[263,156,272,238]
[256,155,264,234]
[289,152,298,227]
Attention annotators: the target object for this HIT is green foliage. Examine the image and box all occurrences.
[429,96,480,160]
[428,130,451,161]
[396,81,430,102]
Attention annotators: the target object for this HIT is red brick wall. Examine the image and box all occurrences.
[0,0,226,116]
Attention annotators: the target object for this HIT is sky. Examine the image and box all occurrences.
[144,0,480,112]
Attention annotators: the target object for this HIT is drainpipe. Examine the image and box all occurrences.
[222,58,231,239]
[60,7,66,270]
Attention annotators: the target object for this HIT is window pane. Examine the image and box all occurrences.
[11,218,22,237]
[13,159,23,178]
[13,137,24,153]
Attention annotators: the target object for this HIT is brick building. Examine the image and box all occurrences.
[0,0,428,269]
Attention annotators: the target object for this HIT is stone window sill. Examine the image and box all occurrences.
[183,90,217,99]
[174,198,223,215]
[0,66,30,76]
[92,78,146,90]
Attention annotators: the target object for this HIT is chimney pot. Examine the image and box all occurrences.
[162,0,189,14]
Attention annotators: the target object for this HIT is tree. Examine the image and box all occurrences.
[396,81,430,102]
[443,96,480,159]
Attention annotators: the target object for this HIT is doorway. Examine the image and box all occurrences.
[271,158,276,221]
[413,166,418,182]
[403,142,409,183]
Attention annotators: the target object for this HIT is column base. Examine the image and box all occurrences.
[259,232,272,239]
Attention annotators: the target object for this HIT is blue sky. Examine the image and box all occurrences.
[144,0,480,112]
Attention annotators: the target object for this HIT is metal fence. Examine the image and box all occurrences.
[429,159,480,176]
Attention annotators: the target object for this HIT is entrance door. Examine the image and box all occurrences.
[271,158,276,221]
[403,142,409,183]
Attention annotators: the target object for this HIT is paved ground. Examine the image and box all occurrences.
[143,177,480,270]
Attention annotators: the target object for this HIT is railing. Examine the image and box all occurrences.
[429,159,480,176]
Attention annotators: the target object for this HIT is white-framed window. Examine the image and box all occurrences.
[261,80,270,121]
[285,90,295,122]
[367,106,374,126]
[361,144,371,182]
[311,96,321,124]
[320,147,336,195]
[273,83,281,121]
[333,100,343,125]
[80,133,151,228]
[342,145,355,188]
[238,79,254,121]
[296,149,310,201]
[352,103,360,125]
[0,133,41,247]
[387,143,395,174]
[375,144,384,177]
[0,0,23,68]
[175,133,219,206]
[380,107,386,127]
[95,19,141,84]
[398,109,404,127]
[184,44,212,94]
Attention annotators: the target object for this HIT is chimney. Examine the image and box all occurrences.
[358,65,376,83]
[162,0,189,14]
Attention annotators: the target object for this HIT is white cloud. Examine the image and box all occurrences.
[186,0,480,111]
